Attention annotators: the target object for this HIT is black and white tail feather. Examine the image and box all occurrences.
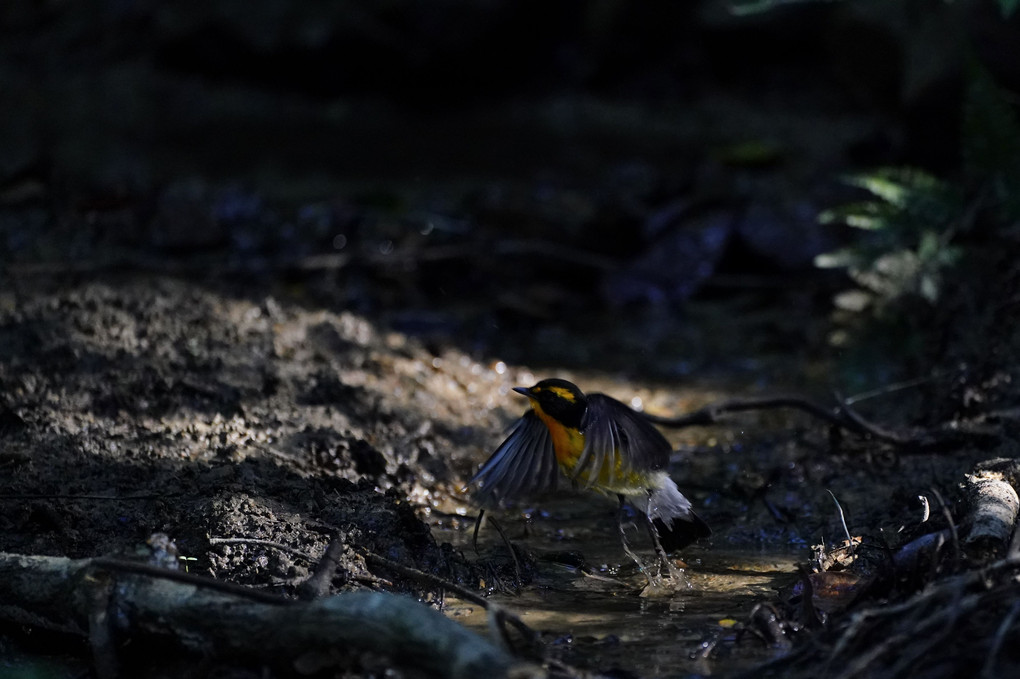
[632,477,712,552]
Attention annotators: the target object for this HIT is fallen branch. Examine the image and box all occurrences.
[204,533,538,652]
[645,394,1002,451]
[0,552,536,679]
[964,472,1019,550]
[891,468,1020,575]
[750,556,1020,679]
[362,549,539,655]
[746,455,1020,679]
[644,395,848,430]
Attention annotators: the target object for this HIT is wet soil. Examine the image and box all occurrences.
[0,273,996,678]
[2,3,1018,677]
[0,276,503,577]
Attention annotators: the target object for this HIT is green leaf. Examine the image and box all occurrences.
[916,230,942,261]
[819,201,894,230]
[844,172,911,208]
[814,248,860,269]
[999,0,1019,18]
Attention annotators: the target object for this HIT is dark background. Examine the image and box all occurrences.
[2,0,1018,375]
[2,5,1020,676]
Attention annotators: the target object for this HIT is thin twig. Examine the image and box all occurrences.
[485,514,523,586]
[834,632,910,679]
[361,550,484,610]
[834,393,910,445]
[760,556,1020,678]
[360,549,538,652]
[471,510,524,590]
[646,391,999,451]
[208,537,314,563]
[982,600,1020,679]
[826,490,855,556]
[297,538,346,600]
[644,395,851,430]
[472,509,485,556]
[884,591,978,678]
[90,557,292,605]
[842,376,933,406]
[930,487,961,570]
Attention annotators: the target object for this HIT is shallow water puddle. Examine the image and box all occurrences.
[433,493,805,677]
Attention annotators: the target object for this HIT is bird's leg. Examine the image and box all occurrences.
[475,509,522,583]
[472,508,485,556]
[643,516,679,579]
[617,494,649,574]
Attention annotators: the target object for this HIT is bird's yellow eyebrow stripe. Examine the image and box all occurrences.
[545,386,577,402]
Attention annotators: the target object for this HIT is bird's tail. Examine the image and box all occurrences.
[637,476,711,552]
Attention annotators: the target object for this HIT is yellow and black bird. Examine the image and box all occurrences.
[469,378,710,559]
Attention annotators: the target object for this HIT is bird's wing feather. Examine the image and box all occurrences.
[574,394,671,487]
[467,411,558,507]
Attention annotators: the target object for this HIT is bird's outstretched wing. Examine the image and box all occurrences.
[467,411,558,507]
[573,394,672,488]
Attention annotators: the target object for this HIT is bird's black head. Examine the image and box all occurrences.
[514,378,587,429]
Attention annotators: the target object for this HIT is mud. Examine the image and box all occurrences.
[0,278,515,595]
[2,4,1017,676]
[0,268,1009,679]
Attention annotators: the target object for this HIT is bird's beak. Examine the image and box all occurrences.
[512,386,532,397]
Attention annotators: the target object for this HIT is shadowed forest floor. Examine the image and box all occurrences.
[2,2,1020,677]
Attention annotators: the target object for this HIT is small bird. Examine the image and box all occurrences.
[469,378,710,563]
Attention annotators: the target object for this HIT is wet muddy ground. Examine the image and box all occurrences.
[3,3,1020,677]
[0,272,995,678]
